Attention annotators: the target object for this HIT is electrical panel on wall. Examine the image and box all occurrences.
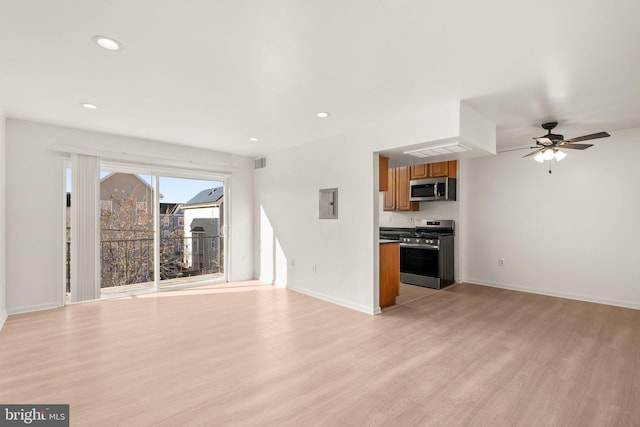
[319,188,338,219]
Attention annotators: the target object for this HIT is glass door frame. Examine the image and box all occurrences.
[63,160,230,304]
[98,163,156,297]
[154,170,229,291]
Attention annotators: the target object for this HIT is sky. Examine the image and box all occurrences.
[157,176,223,203]
[66,169,223,204]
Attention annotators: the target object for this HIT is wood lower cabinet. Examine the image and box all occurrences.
[384,167,418,212]
[380,242,400,309]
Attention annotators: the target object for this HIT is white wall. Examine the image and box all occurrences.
[0,112,6,329]
[254,103,462,314]
[462,126,640,309]
[254,138,377,313]
[459,102,497,154]
[5,119,254,314]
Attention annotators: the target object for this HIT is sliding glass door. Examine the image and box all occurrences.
[99,169,156,297]
[64,161,227,302]
[158,175,224,288]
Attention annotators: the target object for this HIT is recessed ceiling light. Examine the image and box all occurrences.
[316,112,330,118]
[249,137,259,142]
[81,103,98,110]
[92,35,122,51]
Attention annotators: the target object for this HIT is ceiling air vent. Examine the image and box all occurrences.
[404,141,470,158]
[254,158,267,169]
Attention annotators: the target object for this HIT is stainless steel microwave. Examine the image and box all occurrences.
[409,177,456,201]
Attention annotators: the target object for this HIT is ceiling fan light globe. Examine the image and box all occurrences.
[554,150,567,161]
[543,149,555,160]
[534,152,545,163]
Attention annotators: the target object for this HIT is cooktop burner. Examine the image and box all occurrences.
[413,232,452,239]
[379,220,455,242]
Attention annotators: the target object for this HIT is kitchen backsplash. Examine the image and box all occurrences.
[379,193,459,227]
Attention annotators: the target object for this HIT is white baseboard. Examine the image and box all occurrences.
[7,302,60,315]
[287,285,377,315]
[464,278,640,311]
[0,309,7,331]
[257,275,288,289]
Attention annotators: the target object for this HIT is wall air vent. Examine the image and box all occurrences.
[254,157,267,169]
[404,141,470,158]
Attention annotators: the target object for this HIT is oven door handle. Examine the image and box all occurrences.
[400,244,439,250]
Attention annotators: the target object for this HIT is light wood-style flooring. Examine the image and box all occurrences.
[392,282,439,308]
[1,281,639,426]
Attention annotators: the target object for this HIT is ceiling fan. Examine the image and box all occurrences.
[523,122,610,162]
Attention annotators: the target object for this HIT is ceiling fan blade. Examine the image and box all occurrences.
[558,143,593,150]
[499,146,540,153]
[523,148,543,158]
[564,132,610,143]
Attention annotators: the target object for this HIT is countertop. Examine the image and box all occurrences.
[380,239,400,244]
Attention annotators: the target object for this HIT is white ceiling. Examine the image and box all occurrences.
[1,0,640,157]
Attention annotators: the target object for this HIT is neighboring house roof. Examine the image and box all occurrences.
[184,187,223,206]
[160,202,183,215]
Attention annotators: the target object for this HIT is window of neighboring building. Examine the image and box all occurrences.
[100,200,113,216]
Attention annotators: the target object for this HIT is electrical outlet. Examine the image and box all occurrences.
[498,257,505,267]
[291,259,295,267]
[406,216,414,224]
[312,264,317,273]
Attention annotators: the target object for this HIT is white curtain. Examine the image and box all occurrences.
[70,154,100,302]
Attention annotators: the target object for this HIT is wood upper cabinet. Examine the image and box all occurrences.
[383,168,396,211]
[384,162,457,211]
[447,160,457,179]
[429,161,449,177]
[384,167,418,211]
[396,166,418,211]
[410,163,429,179]
[379,156,389,191]
[410,160,457,179]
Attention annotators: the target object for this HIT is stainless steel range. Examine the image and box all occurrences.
[399,219,454,289]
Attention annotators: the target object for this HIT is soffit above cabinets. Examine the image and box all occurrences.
[380,103,497,168]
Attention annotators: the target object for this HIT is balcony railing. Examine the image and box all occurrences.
[66,236,223,291]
